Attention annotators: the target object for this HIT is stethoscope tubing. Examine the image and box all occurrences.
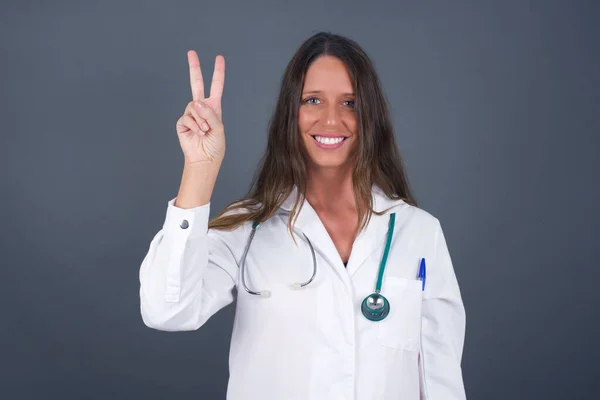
[239,213,397,322]
[240,221,318,297]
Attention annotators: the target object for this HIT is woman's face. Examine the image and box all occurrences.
[298,55,358,170]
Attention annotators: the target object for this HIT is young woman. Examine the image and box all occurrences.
[139,32,466,400]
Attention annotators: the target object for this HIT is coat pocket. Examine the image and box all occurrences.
[377,276,423,351]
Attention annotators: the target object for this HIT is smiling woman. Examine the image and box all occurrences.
[139,31,466,400]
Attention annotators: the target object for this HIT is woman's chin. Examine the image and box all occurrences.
[307,156,351,170]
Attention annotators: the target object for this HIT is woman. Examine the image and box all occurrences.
[139,32,466,399]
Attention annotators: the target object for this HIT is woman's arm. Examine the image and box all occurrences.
[419,221,467,399]
[139,198,242,331]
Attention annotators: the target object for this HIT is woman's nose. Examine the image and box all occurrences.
[323,104,340,126]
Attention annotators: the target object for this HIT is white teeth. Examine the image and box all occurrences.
[315,136,345,144]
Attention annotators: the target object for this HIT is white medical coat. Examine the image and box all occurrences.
[139,184,466,399]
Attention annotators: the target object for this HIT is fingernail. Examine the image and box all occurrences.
[195,101,204,109]
[201,122,209,131]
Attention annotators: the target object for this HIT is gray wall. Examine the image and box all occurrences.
[1,0,598,399]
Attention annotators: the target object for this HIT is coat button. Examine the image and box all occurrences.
[180,219,189,229]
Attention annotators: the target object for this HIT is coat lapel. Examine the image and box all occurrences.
[345,185,408,277]
[276,184,408,281]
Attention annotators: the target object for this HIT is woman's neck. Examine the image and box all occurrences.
[305,167,356,215]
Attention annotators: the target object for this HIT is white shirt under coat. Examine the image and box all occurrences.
[139,184,467,399]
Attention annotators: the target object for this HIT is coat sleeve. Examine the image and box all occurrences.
[138,198,243,331]
[419,221,467,399]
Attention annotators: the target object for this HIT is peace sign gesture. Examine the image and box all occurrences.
[176,50,226,165]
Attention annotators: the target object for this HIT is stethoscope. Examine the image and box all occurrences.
[240,212,396,322]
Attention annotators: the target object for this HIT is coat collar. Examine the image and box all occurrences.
[278,183,403,214]
[274,184,408,278]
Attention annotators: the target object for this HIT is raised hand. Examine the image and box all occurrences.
[175,50,226,165]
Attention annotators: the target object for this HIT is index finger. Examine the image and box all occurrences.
[209,54,225,99]
[187,50,204,101]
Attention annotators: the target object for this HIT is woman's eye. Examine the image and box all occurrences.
[302,97,355,108]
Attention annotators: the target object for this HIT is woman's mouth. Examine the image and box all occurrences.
[311,135,348,150]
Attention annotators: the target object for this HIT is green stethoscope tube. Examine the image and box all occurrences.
[361,212,395,321]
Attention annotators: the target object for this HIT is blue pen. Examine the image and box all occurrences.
[418,258,426,291]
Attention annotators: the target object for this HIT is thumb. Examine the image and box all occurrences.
[194,101,223,131]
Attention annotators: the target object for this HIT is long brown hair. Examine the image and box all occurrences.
[208,31,417,238]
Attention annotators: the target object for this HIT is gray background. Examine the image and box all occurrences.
[1,0,598,399]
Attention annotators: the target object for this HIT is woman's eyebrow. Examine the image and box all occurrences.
[302,90,355,96]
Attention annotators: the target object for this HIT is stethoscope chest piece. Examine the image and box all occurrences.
[361,292,390,321]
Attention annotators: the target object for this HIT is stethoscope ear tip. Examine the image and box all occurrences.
[260,291,272,298]
[291,283,302,289]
